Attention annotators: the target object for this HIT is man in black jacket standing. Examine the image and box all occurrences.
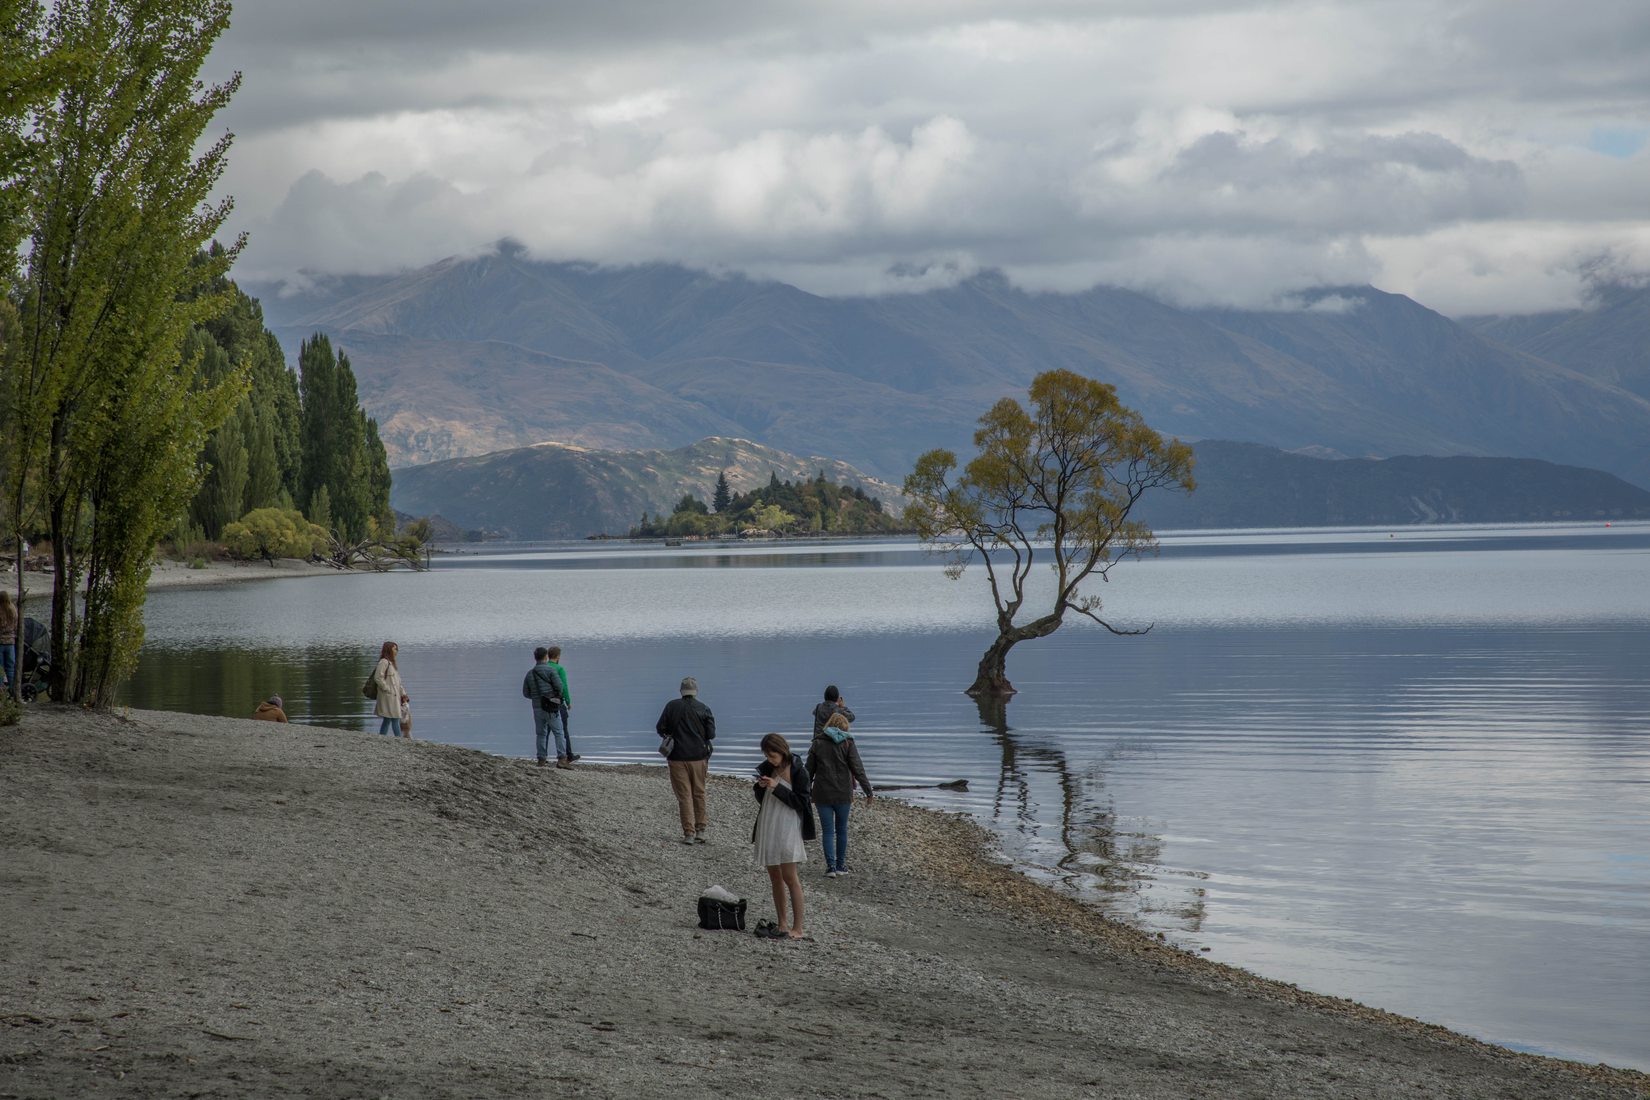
[658,676,716,844]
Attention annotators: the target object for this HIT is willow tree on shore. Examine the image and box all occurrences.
[7,0,244,705]
[904,369,1195,698]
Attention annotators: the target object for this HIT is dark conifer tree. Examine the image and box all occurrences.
[713,470,731,513]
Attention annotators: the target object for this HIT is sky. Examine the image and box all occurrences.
[205,0,1650,315]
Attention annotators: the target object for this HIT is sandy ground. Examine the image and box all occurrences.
[2,708,1646,1100]
[2,558,346,608]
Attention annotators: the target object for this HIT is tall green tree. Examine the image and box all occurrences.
[904,369,1195,698]
[713,470,731,513]
[0,0,67,701]
[298,333,389,540]
[9,0,244,704]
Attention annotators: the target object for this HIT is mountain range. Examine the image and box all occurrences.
[252,248,1650,490]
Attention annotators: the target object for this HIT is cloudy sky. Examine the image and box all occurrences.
[205,0,1650,314]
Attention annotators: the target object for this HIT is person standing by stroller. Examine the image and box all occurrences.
[753,733,815,940]
[371,641,409,737]
[808,711,874,877]
[0,592,16,697]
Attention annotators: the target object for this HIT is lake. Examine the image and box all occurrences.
[122,523,1650,1070]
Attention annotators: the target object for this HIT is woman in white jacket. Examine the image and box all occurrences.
[372,640,408,737]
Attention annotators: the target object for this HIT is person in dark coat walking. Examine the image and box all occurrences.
[657,676,716,843]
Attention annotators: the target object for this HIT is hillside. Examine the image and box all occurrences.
[254,252,1650,488]
[389,436,902,539]
[1462,283,1650,404]
[1140,441,1650,529]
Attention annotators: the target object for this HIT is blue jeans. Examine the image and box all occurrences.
[533,704,566,761]
[0,643,14,688]
[817,802,851,871]
[378,715,402,736]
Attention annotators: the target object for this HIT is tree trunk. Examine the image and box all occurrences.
[967,634,1020,697]
[967,614,1066,698]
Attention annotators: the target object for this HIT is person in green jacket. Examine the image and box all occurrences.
[547,645,578,765]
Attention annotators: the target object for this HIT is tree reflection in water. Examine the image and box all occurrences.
[975,695,1207,933]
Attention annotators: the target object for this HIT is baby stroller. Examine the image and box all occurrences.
[16,616,51,702]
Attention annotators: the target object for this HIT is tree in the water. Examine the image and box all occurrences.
[903,369,1194,698]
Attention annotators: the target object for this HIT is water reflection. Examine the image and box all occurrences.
[974,694,1205,931]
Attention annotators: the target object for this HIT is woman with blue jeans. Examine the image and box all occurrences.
[806,712,874,877]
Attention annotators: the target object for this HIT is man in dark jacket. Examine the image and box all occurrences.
[812,684,854,737]
[522,647,566,768]
[657,676,716,844]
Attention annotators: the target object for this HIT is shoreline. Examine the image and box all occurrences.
[3,706,1645,1098]
[3,557,357,605]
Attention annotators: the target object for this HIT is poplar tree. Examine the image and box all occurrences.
[1,0,63,702]
[298,334,389,540]
[9,0,244,704]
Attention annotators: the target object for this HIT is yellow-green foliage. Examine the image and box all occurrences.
[223,508,327,562]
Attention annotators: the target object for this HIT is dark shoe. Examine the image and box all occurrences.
[536,758,548,767]
[556,758,573,770]
[753,920,775,937]
[569,754,582,762]
[834,866,850,876]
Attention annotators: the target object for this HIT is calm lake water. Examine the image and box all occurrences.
[122,524,1650,1070]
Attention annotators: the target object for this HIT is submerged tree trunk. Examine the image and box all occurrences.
[967,634,1020,697]
[967,613,1065,698]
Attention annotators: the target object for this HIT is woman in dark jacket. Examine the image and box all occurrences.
[752,733,816,939]
[807,713,874,876]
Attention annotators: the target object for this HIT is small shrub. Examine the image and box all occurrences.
[189,556,208,570]
[0,693,19,727]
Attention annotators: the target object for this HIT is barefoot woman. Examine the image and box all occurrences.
[752,733,816,939]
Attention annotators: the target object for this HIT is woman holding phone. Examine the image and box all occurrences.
[752,733,816,940]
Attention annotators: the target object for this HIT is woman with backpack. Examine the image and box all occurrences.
[370,640,409,737]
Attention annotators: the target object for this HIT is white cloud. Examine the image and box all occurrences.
[211,1,1650,313]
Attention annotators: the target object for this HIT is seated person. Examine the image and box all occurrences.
[252,695,288,723]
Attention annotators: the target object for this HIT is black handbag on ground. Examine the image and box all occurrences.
[697,896,747,931]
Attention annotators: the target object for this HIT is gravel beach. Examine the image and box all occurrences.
[2,707,1646,1099]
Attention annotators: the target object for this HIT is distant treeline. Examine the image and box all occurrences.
[629,471,902,537]
[181,277,391,545]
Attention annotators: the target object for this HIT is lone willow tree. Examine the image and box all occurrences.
[903,369,1195,698]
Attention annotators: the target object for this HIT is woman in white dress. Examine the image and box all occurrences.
[752,733,816,939]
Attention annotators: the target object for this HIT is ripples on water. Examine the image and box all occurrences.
[123,524,1650,1068]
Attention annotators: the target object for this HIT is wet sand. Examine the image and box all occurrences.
[2,707,1646,1099]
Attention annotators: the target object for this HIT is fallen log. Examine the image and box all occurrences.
[873,779,969,792]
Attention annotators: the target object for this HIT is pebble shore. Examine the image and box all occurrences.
[2,707,1646,1099]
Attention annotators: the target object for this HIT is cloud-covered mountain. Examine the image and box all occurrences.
[1462,282,1650,404]
[259,251,1650,489]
